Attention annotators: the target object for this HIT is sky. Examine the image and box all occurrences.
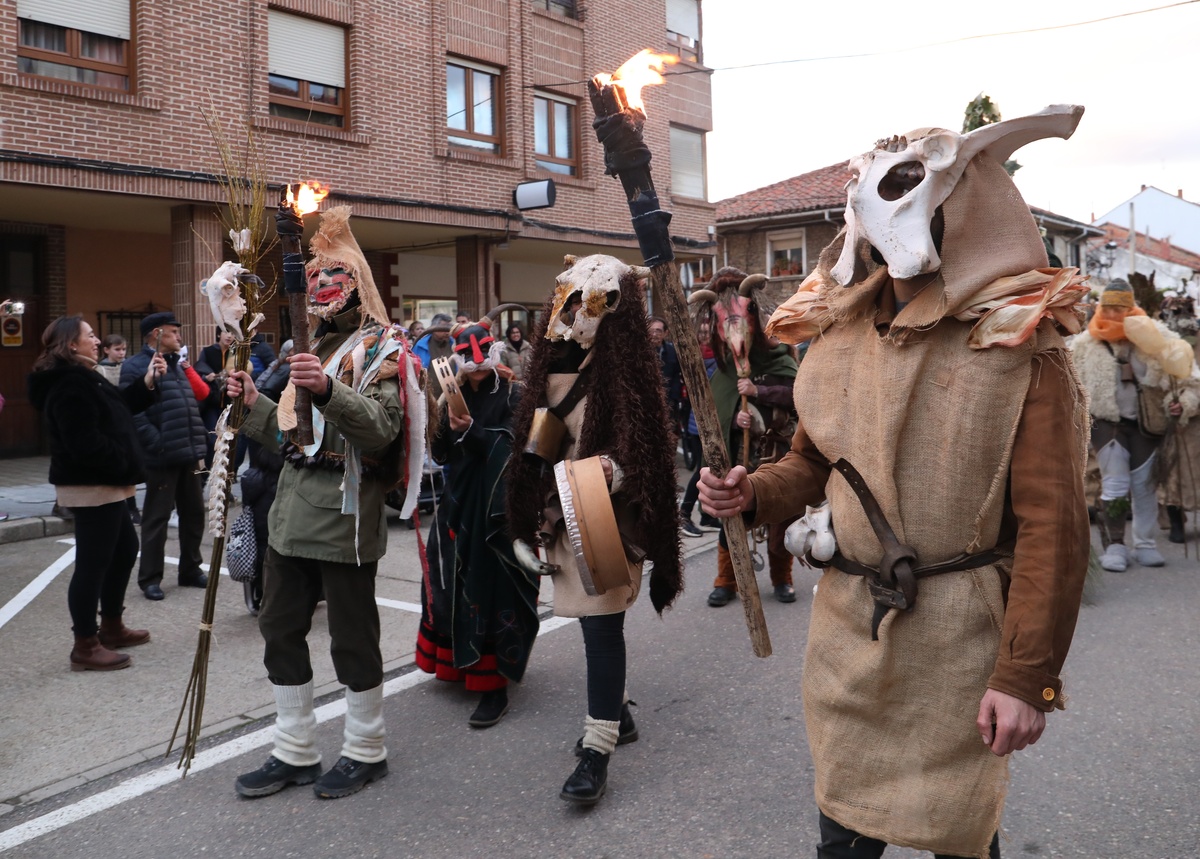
[697,0,1200,226]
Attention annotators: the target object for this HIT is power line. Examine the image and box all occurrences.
[528,0,1199,90]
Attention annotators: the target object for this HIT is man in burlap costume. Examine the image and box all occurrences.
[1070,279,1197,568]
[700,107,1091,857]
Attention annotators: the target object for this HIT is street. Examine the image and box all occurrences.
[0,517,1197,858]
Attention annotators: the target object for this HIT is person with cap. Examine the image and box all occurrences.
[414,308,538,728]
[1070,278,1197,571]
[224,205,425,801]
[120,310,210,600]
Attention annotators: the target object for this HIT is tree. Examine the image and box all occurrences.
[962,93,1021,177]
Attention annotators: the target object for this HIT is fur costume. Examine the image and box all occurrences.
[507,270,683,613]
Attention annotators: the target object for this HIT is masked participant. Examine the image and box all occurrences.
[507,254,682,806]
[700,106,1092,858]
[414,308,539,728]
[226,206,425,801]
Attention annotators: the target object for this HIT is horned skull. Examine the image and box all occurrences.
[830,104,1084,286]
[547,254,651,349]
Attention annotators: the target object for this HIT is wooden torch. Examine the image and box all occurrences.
[588,54,771,657]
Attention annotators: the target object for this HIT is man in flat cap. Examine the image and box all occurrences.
[120,311,211,600]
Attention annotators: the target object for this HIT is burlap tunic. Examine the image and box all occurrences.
[750,314,1089,857]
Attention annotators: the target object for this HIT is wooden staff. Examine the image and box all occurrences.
[589,78,771,657]
[279,186,314,446]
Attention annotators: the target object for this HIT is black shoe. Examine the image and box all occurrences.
[774,583,797,603]
[468,688,509,728]
[698,514,721,532]
[681,519,703,538]
[561,748,609,805]
[312,755,388,799]
[179,572,208,588]
[707,586,735,607]
[235,756,322,798]
[143,584,165,601]
[575,701,638,756]
[1167,505,1186,544]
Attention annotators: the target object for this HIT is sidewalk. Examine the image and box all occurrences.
[0,456,76,544]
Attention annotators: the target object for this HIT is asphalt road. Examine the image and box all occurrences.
[0,523,1197,858]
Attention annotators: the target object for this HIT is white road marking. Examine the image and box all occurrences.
[0,607,580,850]
[0,545,75,632]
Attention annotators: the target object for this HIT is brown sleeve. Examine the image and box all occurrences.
[746,420,832,526]
[987,350,1090,712]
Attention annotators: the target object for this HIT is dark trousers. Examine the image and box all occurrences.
[67,500,139,636]
[580,612,626,721]
[138,462,205,588]
[259,547,382,692]
[818,812,1000,859]
[680,433,703,514]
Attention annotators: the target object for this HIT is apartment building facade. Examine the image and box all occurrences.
[0,0,714,455]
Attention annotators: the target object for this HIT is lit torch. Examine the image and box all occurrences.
[278,180,330,446]
[589,52,771,657]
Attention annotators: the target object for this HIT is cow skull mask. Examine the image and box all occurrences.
[831,104,1084,286]
[547,254,651,349]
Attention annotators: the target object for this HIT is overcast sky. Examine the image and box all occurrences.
[697,0,1200,226]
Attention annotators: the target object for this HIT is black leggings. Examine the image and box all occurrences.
[818,812,1000,859]
[67,500,140,637]
[579,612,626,722]
[680,434,703,514]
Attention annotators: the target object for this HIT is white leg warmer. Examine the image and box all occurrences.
[1096,438,1131,500]
[341,684,387,764]
[1130,455,1160,550]
[272,681,320,767]
[582,716,620,755]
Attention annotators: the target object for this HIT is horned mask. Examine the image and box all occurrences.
[546,254,651,349]
[831,104,1084,286]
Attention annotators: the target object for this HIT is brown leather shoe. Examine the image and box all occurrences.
[70,635,132,671]
[99,615,151,648]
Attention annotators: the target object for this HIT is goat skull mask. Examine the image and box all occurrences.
[831,104,1084,286]
[547,254,651,349]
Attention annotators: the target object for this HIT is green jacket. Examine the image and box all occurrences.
[241,315,405,565]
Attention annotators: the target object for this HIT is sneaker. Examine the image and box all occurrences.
[560,748,609,805]
[312,756,388,799]
[575,701,638,756]
[681,519,703,538]
[1132,546,1165,567]
[235,756,322,798]
[698,514,721,532]
[1099,543,1128,572]
[707,586,736,607]
[773,583,797,603]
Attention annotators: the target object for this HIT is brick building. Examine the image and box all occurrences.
[0,0,715,456]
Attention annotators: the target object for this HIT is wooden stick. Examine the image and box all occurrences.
[650,264,772,657]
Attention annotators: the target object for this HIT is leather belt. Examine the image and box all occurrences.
[811,458,1013,639]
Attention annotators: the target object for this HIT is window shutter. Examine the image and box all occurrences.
[268,10,346,89]
[17,0,130,40]
[666,0,699,40]
[670,127,706,200]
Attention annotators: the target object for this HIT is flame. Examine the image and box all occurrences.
[593,49,678,115]
[285,181,330,215]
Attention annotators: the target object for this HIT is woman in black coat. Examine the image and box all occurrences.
[28,315,165,672]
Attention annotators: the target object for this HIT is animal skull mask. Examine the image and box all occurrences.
[547,254,651,349]
[831,104,1084,286]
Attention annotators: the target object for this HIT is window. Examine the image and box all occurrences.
[16,0,131,91]
[669,126,706,200]
[666,0,701,62]
[768,229,807,277]
[532,0,576,17]
[533,91,578,176]
[267,10,347,128]
[447,60,502,153]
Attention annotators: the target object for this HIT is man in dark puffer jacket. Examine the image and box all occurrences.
[120,311,210,600]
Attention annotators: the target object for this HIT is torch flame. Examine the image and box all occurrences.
[592,49,678,115]
[285,181,330,216]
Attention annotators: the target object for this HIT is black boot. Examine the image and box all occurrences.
[560,748,609,805]
[468,687,509,728]
[575,701,637,755]
[1167,505,1186,544]
[312,756,388,799]
[234,756,322,798]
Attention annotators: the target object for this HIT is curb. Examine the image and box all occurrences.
[0,516,74,545]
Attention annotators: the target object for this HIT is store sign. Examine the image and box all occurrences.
[2,315,22,347]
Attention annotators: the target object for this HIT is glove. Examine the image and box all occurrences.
[275,201,304,238]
